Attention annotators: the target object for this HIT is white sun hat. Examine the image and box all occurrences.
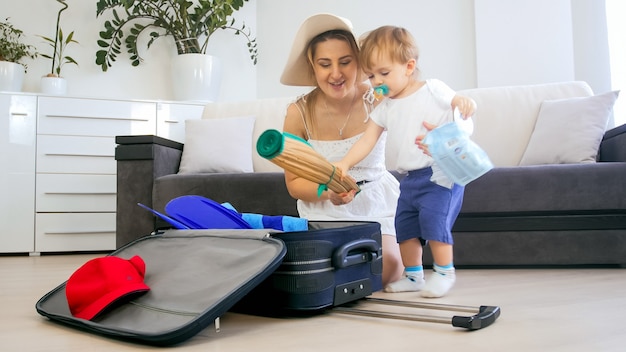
[280,13,357,86]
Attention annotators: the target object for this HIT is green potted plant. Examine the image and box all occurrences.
[95,0,257,102]
[0,17,38,92]
[39,0,79,95]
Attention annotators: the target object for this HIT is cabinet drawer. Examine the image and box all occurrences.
[37,135,116,174]
[36,174,116,212]
[35,212,115,252]
[156,102,205,143]
[38,96,156,136]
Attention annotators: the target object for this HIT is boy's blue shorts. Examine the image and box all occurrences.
[395,167,464,245]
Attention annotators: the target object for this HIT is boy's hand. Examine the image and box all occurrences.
[333,161,351,180]
[330,161,356,205]
[452,95,477,119]
[415,121,437,156]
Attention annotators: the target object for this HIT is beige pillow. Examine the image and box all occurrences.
[519,91,619,165]
[178,116,256,173]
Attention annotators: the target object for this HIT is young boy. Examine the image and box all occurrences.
[335,26,476,298]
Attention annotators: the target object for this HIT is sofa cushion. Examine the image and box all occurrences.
[519,90,619,165]
[178,116,256,174]
[461,163,626,213]
[459,81,593,167]
[202,97,296,172]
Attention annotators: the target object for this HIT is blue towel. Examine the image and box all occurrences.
[221,203,308,232]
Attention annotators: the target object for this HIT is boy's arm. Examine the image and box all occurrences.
[335,121,385,173]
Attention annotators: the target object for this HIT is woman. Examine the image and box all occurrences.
[280,13,403,286]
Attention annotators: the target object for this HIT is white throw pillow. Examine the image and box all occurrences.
[519,90,619,165]
[178,116,256,173]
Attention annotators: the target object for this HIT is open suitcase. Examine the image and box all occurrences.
[36,221,384,346]
[36,221,500,346]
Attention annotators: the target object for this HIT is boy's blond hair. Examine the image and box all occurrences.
[359,26,420,73]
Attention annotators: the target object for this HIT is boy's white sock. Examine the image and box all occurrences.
[421,263,456,298]
[383,266,425,293]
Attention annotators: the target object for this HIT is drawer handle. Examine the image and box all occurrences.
[11,112,28,117]
[45,114,151,122]
[44,192,116,195]
[44,230,115,235]
[44,153,114,157]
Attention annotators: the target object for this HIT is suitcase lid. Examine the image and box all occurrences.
[35,229,285,346]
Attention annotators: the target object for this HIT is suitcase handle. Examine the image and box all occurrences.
[452,305,501,330]
[332,239,380,269]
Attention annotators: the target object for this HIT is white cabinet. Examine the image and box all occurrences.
[0,93,204,254]
[0,94,37,253]
[35,97,159,253]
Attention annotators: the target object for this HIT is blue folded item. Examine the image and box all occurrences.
[221,203,309,232]
[423,121,493,186]
[137,195,308,232]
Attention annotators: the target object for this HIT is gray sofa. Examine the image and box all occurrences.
[116,82,626,266]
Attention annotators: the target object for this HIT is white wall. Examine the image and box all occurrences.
[2,0,257,102]
[475,0,576,87]
[571,0,612,94]
[257,0,477,99]
[2,0,612,103]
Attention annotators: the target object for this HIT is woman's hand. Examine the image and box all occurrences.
[328,189,357,206]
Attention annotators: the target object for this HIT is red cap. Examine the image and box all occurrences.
[65,255,150,320]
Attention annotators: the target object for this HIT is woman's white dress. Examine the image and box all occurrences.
[297,132,400,235]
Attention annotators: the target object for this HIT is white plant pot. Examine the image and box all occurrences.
[0,61,26,92]
[171,53,222,103]
[40,76,67,95]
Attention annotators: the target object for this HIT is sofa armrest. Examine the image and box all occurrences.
[600,124,626,162]
[115,135,184,248]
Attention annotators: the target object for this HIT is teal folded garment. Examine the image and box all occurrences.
[221,203,308,232]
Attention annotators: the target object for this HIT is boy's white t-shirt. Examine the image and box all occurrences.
[370,79,469,175]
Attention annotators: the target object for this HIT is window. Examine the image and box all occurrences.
[606,0,625,126]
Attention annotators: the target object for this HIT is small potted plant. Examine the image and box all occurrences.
[95,0,257,102]
[39,0,79,95]
[0,17,38,92]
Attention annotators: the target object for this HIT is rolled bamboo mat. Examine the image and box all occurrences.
[256,129,360,197]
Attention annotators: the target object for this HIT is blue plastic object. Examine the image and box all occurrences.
[423,121,494,186]
[137,203,190,229]
[165,195,252,229]
[374,84,389,99]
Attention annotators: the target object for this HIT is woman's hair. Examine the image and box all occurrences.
[300,29,360,138]
[359,26,420,73]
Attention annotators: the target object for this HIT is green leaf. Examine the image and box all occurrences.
[93,0,257,71]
